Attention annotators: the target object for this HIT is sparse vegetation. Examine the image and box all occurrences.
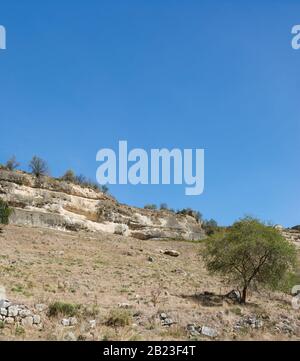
[177,208,202,223]
[144,204,157,210]
[5,156,20,171]
[203,217,297,303]
[160,203,168,210]
[29,156,49,178]
[105,309,132,327]
[0,223,299,341]
[203,219,219,236]
[48,301,80,317]
[60,169,76,183]
[72,174,109,193]
[15,325,25,336]
[0,200,12,225]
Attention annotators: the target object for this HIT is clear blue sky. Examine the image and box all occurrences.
[0,1,299,226]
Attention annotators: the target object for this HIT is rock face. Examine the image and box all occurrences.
[281,228,300,248]
[0,169,205,241]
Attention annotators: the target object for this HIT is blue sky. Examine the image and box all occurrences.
[0,0,299,226]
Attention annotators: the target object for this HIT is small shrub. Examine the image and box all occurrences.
[15,325,25,336]
[48,301,80,317]
[0,199,12,225]
[0,320,4,329]
[75,174,102,192]
[61,169,76,183]
[160,203,168,210]
[5,156,20,171]
[230,307,243,316]
[105,309,132,327]
[144,204,157,210]
[177,208,202,223]
[203,219,219,236]
[100,185,109,194]
[29,156,49,178]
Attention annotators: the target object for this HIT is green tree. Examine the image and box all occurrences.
[203,219,219,236]
[203,217,297,303]
[29,156,49,178]
[0,199,12,225]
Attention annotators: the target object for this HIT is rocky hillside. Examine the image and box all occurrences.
[0,169,205,241]
[0,225,299,341]
[282,227,300,248]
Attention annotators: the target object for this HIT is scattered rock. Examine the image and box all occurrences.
[162,318,175,327]
[187,323,201,336]
[275,318,296,334]
[5,317,14,324]
[61,318,70,327]
[89,320,96,329]
[33,315,41,325]
[225,290,241,303]
[160,313,168,320]
[147,256,154,262]
[235,315,263,330]
[159,312,175,326]
[201,326,218,338]
[21,316,34,328]
[0,308,8,316]
[162,249,180,257]
[19,309,32,318]
[0,300,10,309]
[61,317,77,327]
[8,306,19,317]
[118,303,132,309]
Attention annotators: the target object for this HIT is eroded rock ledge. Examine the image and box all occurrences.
[0,169,205,241]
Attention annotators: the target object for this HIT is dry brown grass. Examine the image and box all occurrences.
[0,225,299,341]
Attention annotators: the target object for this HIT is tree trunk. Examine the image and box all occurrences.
[240,287,247,304]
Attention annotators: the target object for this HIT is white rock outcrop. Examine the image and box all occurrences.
[0,169,205,241]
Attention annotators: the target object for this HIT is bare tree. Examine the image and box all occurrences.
[29,156,49,178]
[5,156,20,171]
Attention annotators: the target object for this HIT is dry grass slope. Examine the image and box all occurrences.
[0,225,299,341]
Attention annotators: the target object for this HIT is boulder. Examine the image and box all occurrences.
[8,305,19,317]
[201,326,218,338]
[162,249,180,257]
[33,315,41,324]
[21,316,34,328]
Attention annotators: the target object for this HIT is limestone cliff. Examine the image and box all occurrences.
[0,169,205,240]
